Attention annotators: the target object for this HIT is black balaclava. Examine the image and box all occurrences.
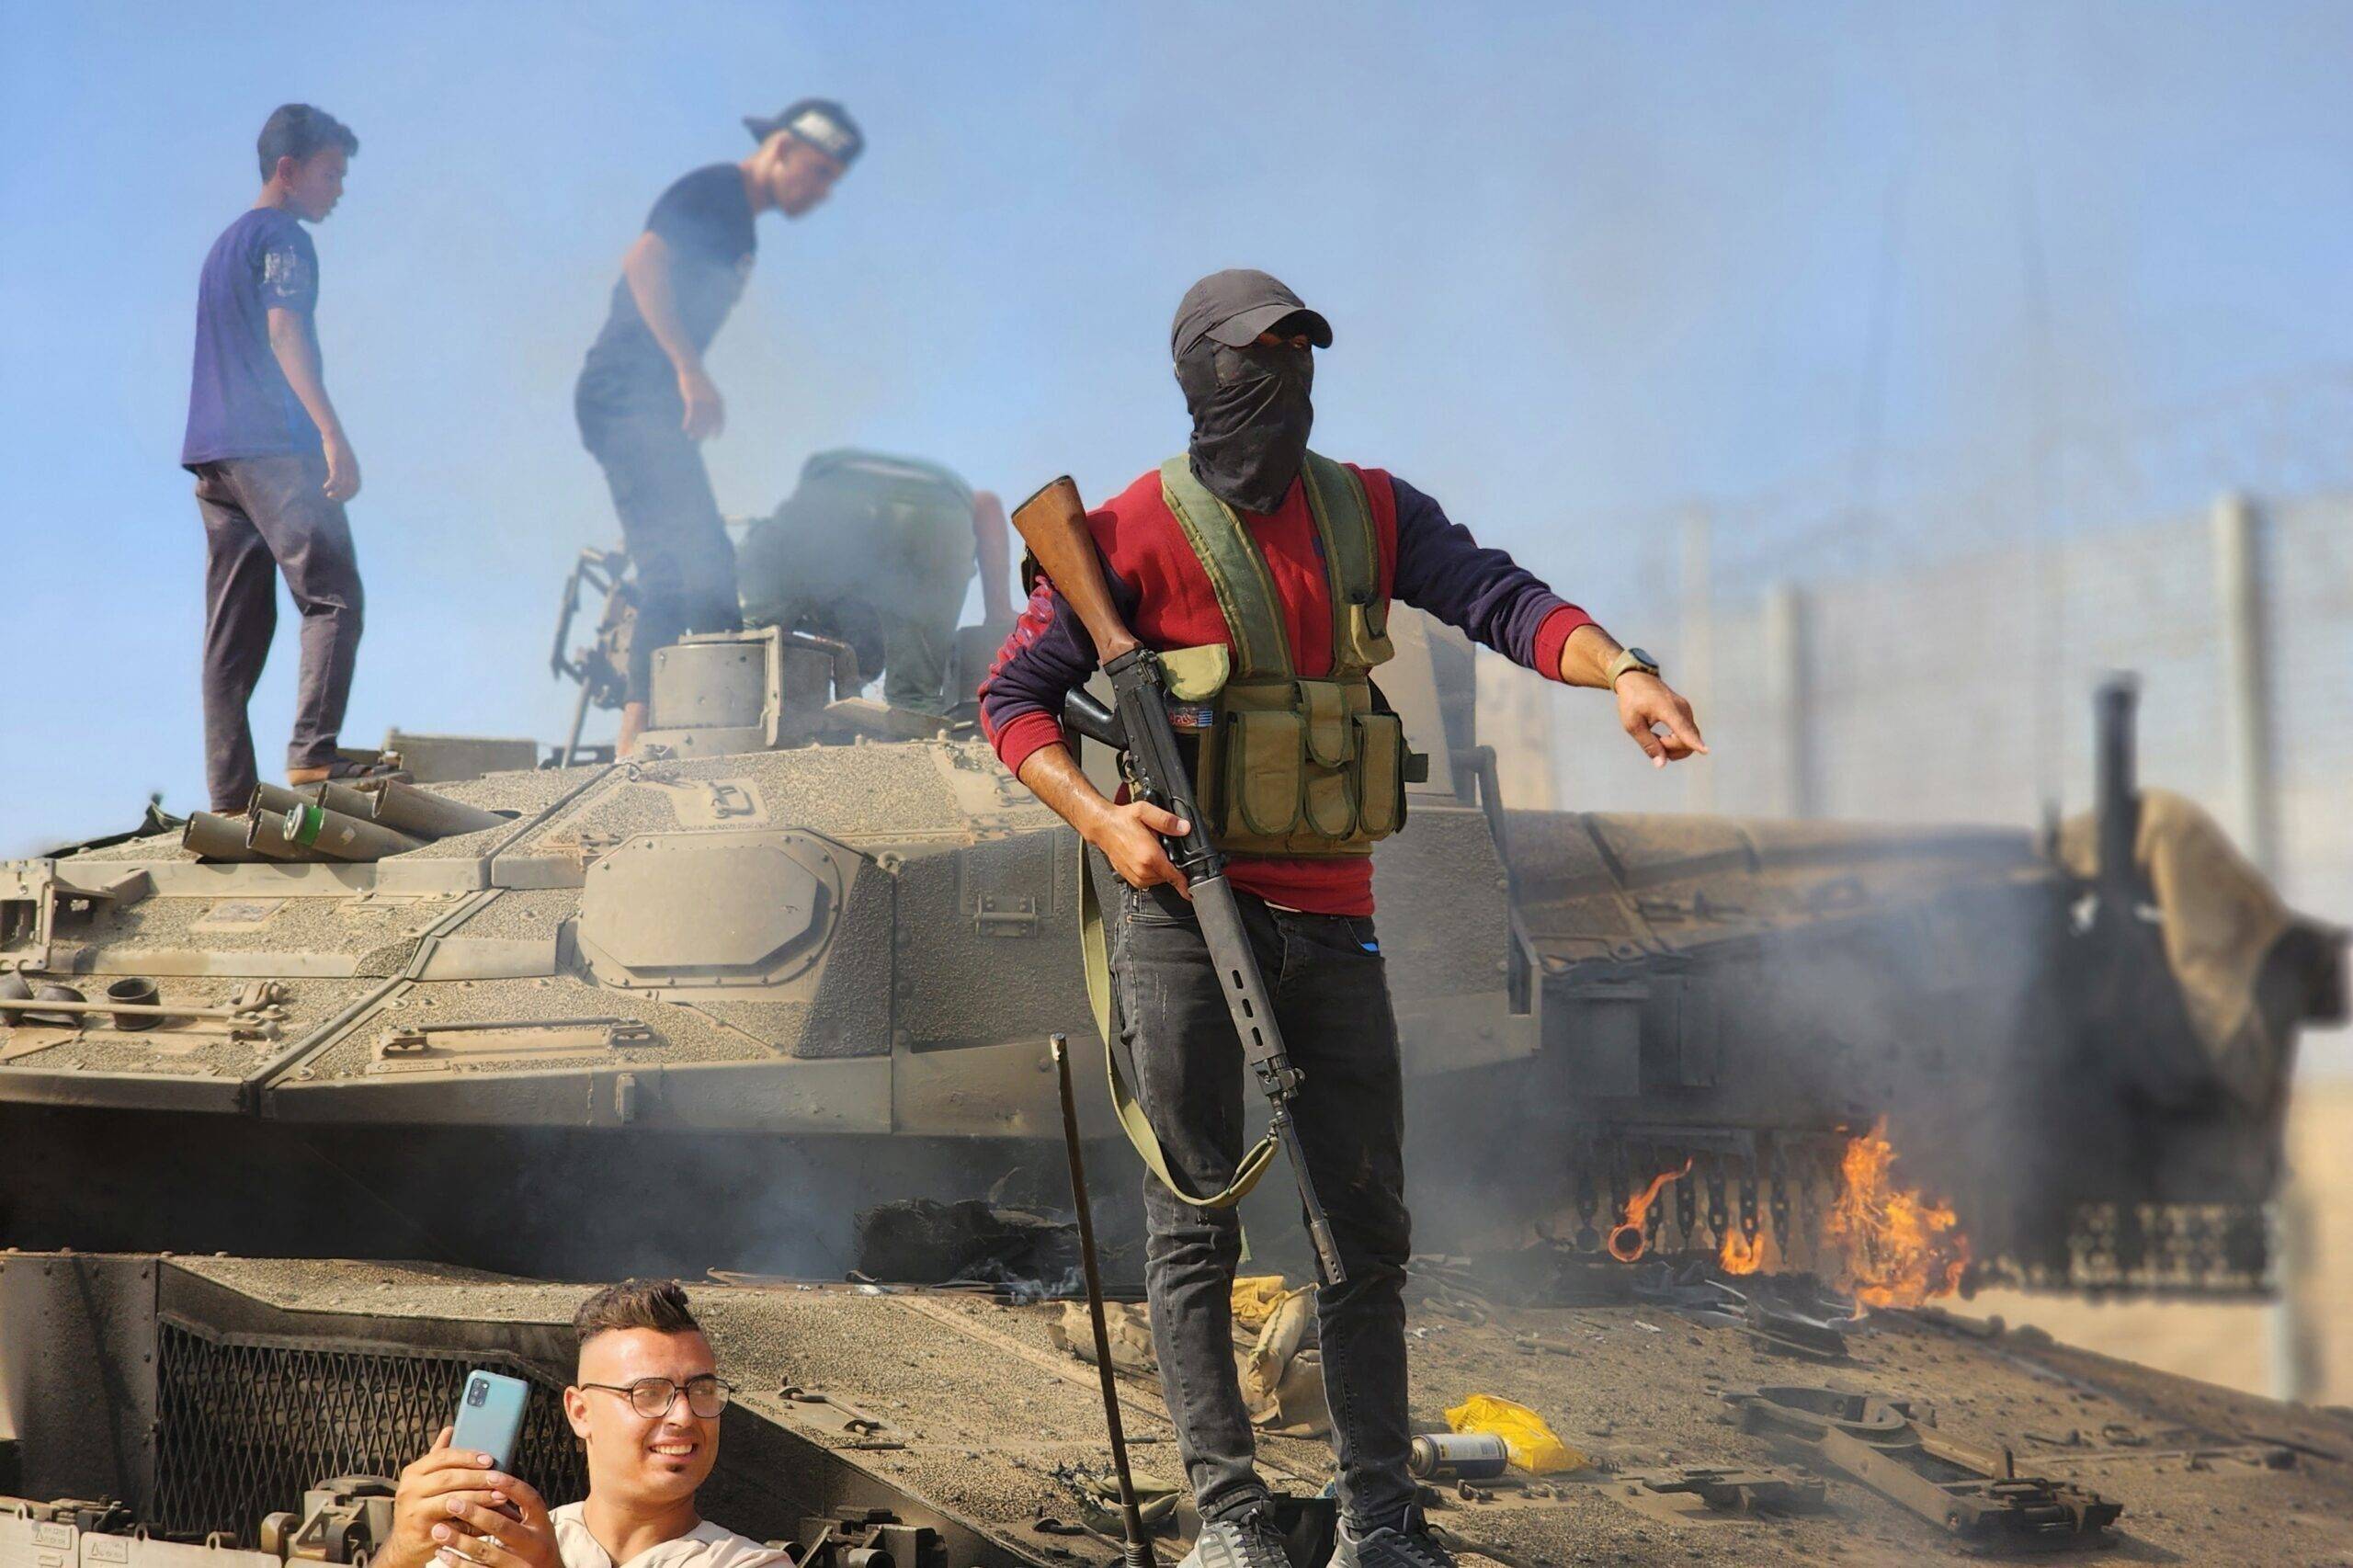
[1176,336,1315,516]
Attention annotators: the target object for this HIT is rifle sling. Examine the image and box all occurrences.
[1081,854,1279,1211]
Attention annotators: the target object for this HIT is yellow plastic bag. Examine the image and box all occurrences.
[1231,1275,1294,1328]
[1444,1393,1585,1475]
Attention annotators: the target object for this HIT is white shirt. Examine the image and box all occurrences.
[549,1503,792,1568]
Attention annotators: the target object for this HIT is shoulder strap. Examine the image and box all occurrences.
[1157,457,1294,681]
[1299,452,1384,676]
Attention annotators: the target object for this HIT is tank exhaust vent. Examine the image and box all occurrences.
[151,1316,586,1545]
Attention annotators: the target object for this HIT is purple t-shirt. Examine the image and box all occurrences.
[181,207,322,467]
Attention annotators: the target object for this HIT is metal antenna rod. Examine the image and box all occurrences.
[1051,1033,1152,1568]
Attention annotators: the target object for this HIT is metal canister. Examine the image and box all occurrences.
[104,976,161,1031]
[279,802,426,862]
[23,983,86,1028]
[1407,1431,1510,1481]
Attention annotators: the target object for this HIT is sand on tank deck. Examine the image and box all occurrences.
[494,744,1055,877]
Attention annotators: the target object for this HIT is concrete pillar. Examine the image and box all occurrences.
[2211,493,2277,874]
[1475,649,1559,811]
[2212,491,2310,1402]
[1762,582,1812,817]
[2272,1174,2322,1403]
[1681,508,1716,812]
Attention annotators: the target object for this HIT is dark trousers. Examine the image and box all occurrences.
[1108,876,1416,1536]
[578,402,740,705]
[192,454,365,813]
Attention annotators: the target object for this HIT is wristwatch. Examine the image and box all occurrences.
[1604,646,1661,689]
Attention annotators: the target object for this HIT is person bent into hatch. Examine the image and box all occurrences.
[381,1280,785,1568]
[979,270,1703,1568]
[737,448,1015,716]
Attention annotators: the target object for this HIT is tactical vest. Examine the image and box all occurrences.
[1155,451,1412,857]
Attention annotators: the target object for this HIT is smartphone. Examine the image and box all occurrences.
[449,1369,531,1473]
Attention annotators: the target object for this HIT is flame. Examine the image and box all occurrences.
[1719,1227,1769,1276]
[1607,1159,1693,1263]
[1825,1118,1970,1308]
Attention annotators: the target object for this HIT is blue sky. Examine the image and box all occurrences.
[4,1,2351,849]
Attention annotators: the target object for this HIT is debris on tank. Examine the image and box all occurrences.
[1045,1300,1154,1375]
[1040,1280,1331,1436]
[1443,1393,1586,1476]
[853,1197,1078,1292]
[1725,1382,2125,1551]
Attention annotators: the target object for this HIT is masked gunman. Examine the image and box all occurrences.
[574,101,862,755]
[182,104,381,812]
[979,271,1703,1568]
[737,449,1014,715]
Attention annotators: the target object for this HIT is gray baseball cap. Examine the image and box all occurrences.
[1169,268,1334,361]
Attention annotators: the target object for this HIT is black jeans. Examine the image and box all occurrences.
[191,454,365,812]
[577,397,740,705]
[1109,875,1416,1535]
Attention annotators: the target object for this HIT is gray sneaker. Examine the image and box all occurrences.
[1181,1515,1295,1568]
[1327,1522,1457,1568]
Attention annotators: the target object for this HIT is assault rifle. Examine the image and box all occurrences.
[1010,476,1347,1285]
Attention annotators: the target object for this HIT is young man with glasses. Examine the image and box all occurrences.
[382,1280,779,1568]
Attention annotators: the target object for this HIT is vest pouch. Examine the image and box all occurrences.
[1298,680,1356,838]
[1300,681,1352,768]
[1350,710,1407,840]
[1222,708,1305,839]
[1338,600,1395,669]
[1162,645,1231,741]
[1161,643,1231,701]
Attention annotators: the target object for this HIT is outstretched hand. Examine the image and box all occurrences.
[1615,673,1707,767]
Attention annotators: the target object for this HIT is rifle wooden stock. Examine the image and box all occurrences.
[1011,477,1140,664]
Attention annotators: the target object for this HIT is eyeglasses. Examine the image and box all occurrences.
[578,1375,735,1419]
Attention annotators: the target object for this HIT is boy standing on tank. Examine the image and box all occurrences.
[182,103,378,813]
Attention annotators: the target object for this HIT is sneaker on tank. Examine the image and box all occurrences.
[1326,1520,1458,1568]
[1180,1515,1296,1568]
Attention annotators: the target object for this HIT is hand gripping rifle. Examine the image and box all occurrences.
[1011,476,1347,1286]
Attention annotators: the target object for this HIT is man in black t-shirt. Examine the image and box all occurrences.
[574,99,863,753]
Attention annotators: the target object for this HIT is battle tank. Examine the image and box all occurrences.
[5,576,2350,1568]
[0,581,2338,1293]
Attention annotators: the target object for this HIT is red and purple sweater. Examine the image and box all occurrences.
[979,463,1592,916]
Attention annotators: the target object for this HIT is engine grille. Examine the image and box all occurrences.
[153,1316,587,1545]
